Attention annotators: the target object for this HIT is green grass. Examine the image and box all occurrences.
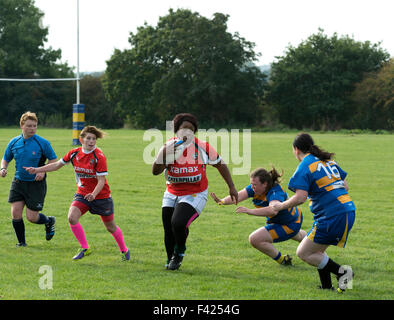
[0,128,393,300]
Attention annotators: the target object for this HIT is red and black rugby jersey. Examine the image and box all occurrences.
[61,147,111,199]
[165,137,221,196]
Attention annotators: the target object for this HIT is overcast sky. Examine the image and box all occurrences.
[34,0,394,73]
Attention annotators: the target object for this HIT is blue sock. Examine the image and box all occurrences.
[273,252,284,264]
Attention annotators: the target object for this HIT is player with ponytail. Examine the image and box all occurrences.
[211,167,306,266]
[271,133,356,292]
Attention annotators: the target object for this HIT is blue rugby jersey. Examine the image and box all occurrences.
[245,183,300,225]
[288,154,355,221]
[3,134,57,181]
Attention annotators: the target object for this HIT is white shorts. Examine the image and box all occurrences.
[162,189,208,214]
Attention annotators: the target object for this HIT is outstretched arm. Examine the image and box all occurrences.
[270,189,308,212]
[24,159,65,174]
[212,161,238,205]
[210,189,249,205]
[236,200,280,217]
[34,158,58,181]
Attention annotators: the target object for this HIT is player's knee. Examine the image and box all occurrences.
[26,214,37,223]
[68,215,79,225]
[249,232,269,248]
[296,245,308,262]
[104,223,117,233]
[249,233,258,247]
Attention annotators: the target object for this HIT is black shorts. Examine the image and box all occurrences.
[8,178,47,211]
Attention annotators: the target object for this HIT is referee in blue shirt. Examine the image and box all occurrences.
[1,112,57,246]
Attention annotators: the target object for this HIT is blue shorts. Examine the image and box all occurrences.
[307,211,355,247]
[266,212,303,243]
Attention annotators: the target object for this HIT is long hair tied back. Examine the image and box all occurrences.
[293,133,334,161]
[250,167,283,191]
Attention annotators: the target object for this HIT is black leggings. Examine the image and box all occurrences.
[162,203,199,260]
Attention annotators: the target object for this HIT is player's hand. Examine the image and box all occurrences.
[84,193,95,202]
[34,172,45,181]
[0,168,7,178]
[24,166,37,175]
[270,202,283,212]
[164,139,177,153]
[176,128,194,146]
[229,186,238,205]
[210,192,223,205]
[235,206,250,214]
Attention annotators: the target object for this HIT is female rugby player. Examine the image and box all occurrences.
[271,133,355,292]
[152,113,238,270]
[24,126,130,261]
[211,167,306,266]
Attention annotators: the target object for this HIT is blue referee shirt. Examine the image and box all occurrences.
[3,134,57,181]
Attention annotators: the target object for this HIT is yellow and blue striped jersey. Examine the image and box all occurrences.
[245,183,300,225]
[288,154,355,221]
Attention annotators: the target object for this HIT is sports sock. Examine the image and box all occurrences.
[324,258,341,276]
[317,254,333,288]
[111,226,127,253]
[317,268,332,288]
[174,244,186,255]
[12,219,26,244]
[35,213,49,224]
[69,222,89,249]
[318,257,344,289]
[273,252,284,264]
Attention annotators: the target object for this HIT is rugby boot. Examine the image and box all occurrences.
[167,253,184,270]
[281,254,293,266]
[72,248,92,260]
[121,249,130,261]
[45,216,56,241]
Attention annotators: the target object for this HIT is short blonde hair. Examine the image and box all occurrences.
[80,125,106,139]
[20,111,38,126]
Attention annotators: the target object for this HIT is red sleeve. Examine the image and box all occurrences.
[95,150,108,175]
[196,140,221,165]
[205,141,221,164]
[62,148,80,164]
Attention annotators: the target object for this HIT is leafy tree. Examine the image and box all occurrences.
[103,9,266,129]
[80,75,123,129]
[0,0,74,126]
[266,29,390,130]
[351,59,394,130]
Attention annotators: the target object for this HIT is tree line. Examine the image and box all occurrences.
[0,0,392,131]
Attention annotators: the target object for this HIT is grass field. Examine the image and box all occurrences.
[0,128,393,300]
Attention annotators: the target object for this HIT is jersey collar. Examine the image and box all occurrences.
[21,133,37,141]
[82,146,97,154]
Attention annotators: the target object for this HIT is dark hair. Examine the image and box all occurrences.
[250,167,283,192]
[172,113,198,133]
[293,133,334,161]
